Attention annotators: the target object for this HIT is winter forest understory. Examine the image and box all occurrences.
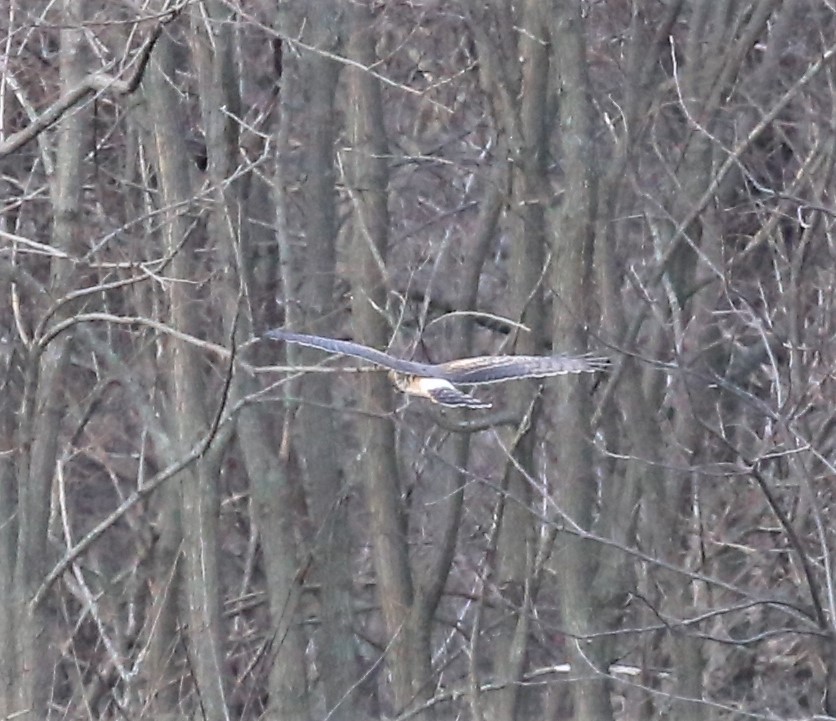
[1,1,835,720]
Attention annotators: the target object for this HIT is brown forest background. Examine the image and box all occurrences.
[1,1,835,720]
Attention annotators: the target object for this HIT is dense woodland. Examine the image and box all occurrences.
[1,1,835,719]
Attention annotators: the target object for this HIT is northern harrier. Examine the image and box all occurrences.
[265,328,609,409]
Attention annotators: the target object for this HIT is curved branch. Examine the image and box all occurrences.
[0,6,182,159]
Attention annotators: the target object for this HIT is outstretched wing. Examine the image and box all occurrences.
[264,329,433,374]
[437,353,610,385]
[264,329,609,390]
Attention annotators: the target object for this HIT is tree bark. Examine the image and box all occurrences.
[7,1,87,716]
[344,4,422,716]
[548,3,613,721]
[144,20,231,721]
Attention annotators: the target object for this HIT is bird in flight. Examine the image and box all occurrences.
[265,329,609,409]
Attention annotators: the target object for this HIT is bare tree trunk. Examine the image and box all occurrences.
[344,4,420,716]
[0,357,15,718]
[547,3,613,721]
[275,5,362,719]
[144,23,230,721]
[589,11,681,718]
[465,3,550,718]
[7,1,86,716]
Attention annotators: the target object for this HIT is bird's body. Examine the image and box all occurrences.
[265,328,609,409]
[387,373,492,409]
